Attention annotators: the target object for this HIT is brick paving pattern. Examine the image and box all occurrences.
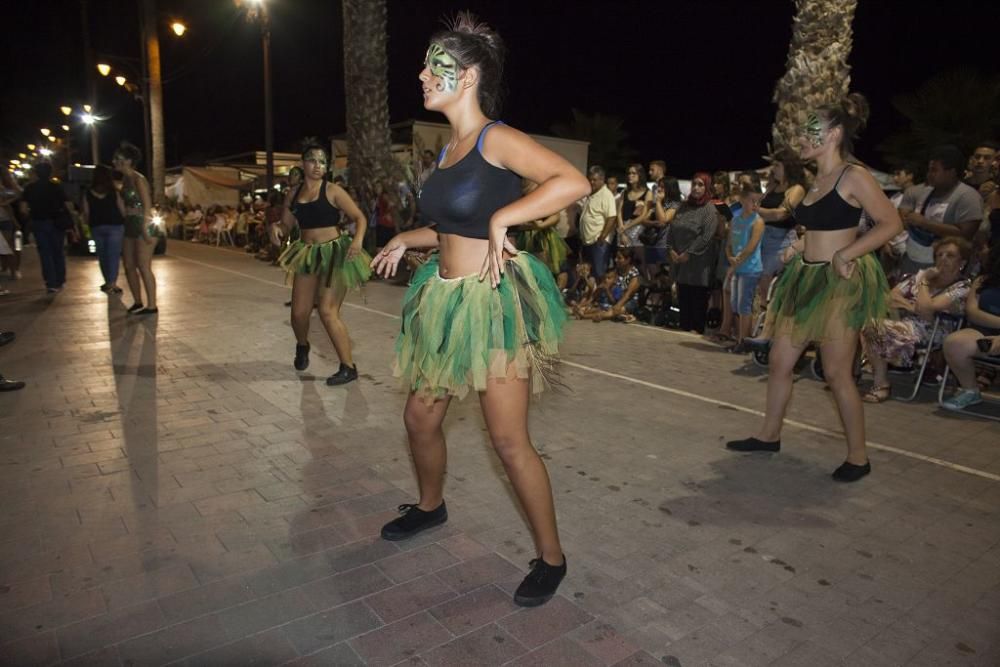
[1,242,998,666]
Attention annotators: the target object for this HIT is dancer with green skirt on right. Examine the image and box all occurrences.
[726,93,903,483]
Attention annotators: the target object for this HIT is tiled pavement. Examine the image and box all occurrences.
[1,241,998,666]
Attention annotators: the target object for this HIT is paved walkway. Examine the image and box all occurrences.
[1,242,998,666]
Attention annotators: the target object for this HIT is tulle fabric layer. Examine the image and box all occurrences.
[277,235,371,289]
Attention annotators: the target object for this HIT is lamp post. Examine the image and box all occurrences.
[238,0,274,192]
[141,0,166,205]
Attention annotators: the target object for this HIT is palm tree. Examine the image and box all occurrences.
[551,108,636,175]
[342,0,402,229]
[771,0,858,152]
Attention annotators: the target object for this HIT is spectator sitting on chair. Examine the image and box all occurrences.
[941,242,1000,410]
[582,250,641,322]
[862,236,972,403]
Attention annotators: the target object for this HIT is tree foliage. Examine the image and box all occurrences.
[551,108,637,176]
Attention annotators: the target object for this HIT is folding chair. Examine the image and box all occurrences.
[896,313,964,402]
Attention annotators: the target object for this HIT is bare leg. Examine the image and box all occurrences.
[479,375,563,565]
[290,273,319,344]
[943,329,982,390]
[819,336,868,465]
[402,392,451,510]
[756,335,809,441]
[316,281,353,366]
[869,352,890,388]
[122,237,142,304]
[136,238,157,308]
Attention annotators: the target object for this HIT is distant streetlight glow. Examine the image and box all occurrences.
[26,144,36,151]
[61,125,70,131]
[40,128,51,137]
[81,113,96,125]
[38,147,53,157]
[18,153,26,159]
[83,104,92,113]
[115,75,127,86]
[48,135,57,142]
[60,106,72,116]
[97,63,111,76]
[171,21,187,36]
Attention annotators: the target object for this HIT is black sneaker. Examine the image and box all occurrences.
[326,362,358,386]
[127,303,144,314]
[726,437,780,452]
[381,502,447,541]
[294,343,310,371]
[514,556,567,607]
[832,460,871,482]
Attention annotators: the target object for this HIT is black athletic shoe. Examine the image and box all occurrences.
[726,437,781,452]
[380,502,448,541]
[514,556,567,607]
[832,460,871,482]
[294,343,310,371]
[0,375,25,392]
[326,362,358,386]
[127,303,144,314]
[744,337,772,354]
[0,331,15,346]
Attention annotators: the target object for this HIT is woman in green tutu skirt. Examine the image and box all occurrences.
[370,13,589,608]
[514,179,571,276]
[273,143,371,386]
[726,93,903,483]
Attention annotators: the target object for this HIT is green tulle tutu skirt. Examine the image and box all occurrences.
[517,228,570,274]
[395,252,568,402]
[764,253,889,345]
[277,235,371,289]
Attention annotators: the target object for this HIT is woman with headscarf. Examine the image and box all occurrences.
[663,172,720,333]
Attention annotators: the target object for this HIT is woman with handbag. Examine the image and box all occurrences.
[20,162,77,293]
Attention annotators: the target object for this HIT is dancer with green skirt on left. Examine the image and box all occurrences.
[514,179,571,276]
[273,143,371,386]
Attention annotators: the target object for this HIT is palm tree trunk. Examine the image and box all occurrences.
[342,0,401,233]
[141,0,165,205]
[771,0,858,152]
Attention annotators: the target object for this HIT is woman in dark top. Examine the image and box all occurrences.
[21,162,76,292]
[113,143,157,314]
[756,150,806,297]
[370,13,589,607]
[273,143,371,385]
[726,94,903,483]
[617,163,652,253]
[82,165,125,294]
[942,242,1000,410]
[664,172,720,333]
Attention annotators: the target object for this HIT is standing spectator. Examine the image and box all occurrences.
[417,149,437,191]
[114,143,158,315]
[899,145,982,274]
[21,162,76,293]
[82,165,125,294]
[645,176,681,276]
[723,184,765,350]
[617,164,652,253]
[578,165,618,278]
[648,160,667,189]
[605,175,621,205]
[0,169,22,282]
[756,150,806,300]
[664,172,719,333]
[965,141,997,193]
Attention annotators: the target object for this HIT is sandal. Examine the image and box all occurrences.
[862,384,891,403]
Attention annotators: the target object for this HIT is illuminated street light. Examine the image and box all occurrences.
[81,113,96,125]
[26,144,36,151]
[18,153,26,159]
[60,106,72,116]
[115,75,127,86]
[61,125,70,131]
[40,128,51,137]
[83,104,92,113]
[171,21,187,36]
[38,147,53,157]
[97,63,111,76]
[48,135,57,142]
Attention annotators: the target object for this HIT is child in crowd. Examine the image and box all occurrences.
[724,184,765,352]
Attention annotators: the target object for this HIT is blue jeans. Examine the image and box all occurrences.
[583,241,613,279]
[33,219,66,289]
[730,272,761,315]
[92,224,124,286]
[760,225,796,276]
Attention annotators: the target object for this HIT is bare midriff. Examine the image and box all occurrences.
[802,228,858,263]
[299,226,341,245]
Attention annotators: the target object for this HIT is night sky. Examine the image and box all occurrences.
[2,0,997,176]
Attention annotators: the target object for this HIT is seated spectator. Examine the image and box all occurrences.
[862,236,972,402]
[586,250,642,322]
[941,242,1000,410]
[564,261,596,314]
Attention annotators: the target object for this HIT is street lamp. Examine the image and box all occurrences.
[115,75,127,86]
[61,125,70,132]
[97,63,111,77]
[60,106,72,116]
[81,113,96,125]
[237,0,274,192]
[26,144,35,151]
[40,128,51,137]
[39,147,53,157]
[171,21,187,37]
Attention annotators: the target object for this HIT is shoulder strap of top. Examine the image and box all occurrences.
[832,164,852,190]
[476,120,504,153]
[436,147,447,165]
[291,181,305,207]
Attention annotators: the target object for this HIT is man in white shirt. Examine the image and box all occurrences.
[578,165,618,278]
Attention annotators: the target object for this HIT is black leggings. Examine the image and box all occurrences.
[677,283,711,333]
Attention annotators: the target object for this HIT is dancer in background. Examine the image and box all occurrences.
[273,143,371,386]
[114,143,157,315]
[726,94,903,482]
[371,13,589,607]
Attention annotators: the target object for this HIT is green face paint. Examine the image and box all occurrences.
[804,113,825,148]
[303,149,328,167]
[425,43,459,93]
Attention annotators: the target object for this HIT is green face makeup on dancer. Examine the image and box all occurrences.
[804,113,825,149]
[425,43,459,93]
[304,149,328,168]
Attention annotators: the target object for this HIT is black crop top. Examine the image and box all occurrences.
[760,189,795,230]
[418,121,522,240]
[795,166,862,232]
[290,180,341,230]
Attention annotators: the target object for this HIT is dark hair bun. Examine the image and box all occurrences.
[843,93,869,133]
